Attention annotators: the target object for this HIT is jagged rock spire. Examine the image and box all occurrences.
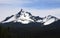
[15,9,23,19]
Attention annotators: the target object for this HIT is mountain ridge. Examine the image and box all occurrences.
[0,9,59,25]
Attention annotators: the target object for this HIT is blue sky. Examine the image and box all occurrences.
[21,0,60,9]
[0,0,60,21]
[0,0,60,9]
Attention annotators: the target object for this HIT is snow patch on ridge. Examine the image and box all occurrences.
[44,18,55,25]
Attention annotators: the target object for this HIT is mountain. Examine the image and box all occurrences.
[0,9,59,25]
[0,9,60,38]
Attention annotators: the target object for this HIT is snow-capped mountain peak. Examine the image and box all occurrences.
[1,9,35,24]
[0,9,59,25]
[14,9,34,24]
